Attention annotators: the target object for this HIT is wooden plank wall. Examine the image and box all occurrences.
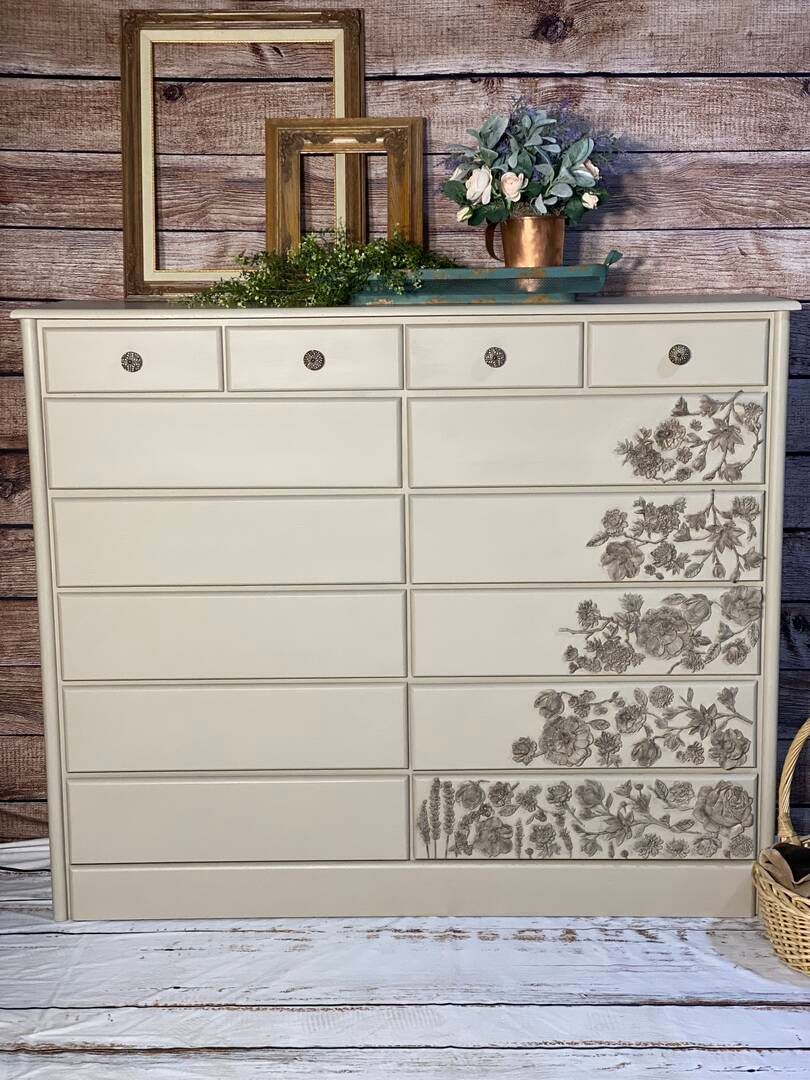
[0,0,809,841]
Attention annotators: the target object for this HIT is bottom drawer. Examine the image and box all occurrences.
[67,777,409,863]
[413,774,756,862]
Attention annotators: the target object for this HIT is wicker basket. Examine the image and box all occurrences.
[753,717,810,974]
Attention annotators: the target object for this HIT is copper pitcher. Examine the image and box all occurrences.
[485,216,565,268]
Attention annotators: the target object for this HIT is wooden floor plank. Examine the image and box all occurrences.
[0,1048,808,1079]
[2,1002,808,1052]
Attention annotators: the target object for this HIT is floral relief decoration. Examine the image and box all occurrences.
[589,493,762,583]
[561,586,762,675]
[511,684,752,771]
[616,392,763,484]
[415,775,755,861]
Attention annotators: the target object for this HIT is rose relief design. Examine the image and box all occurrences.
[561,586,762,675]
[415,776,755,861]
[512,685,752,771]
[616,393,764,484]
[589,493,762,583]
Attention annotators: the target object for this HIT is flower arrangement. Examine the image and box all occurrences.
[443,100,621,227]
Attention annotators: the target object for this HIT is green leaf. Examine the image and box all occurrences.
[479,114,509,149]
[548,181,573,199]
[442,180,467,202]
[568,136,594,165]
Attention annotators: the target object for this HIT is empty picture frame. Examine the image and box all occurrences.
[121,9,365,296]
[266,117,425,252]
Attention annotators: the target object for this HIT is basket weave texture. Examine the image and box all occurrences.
[753,717,810,975]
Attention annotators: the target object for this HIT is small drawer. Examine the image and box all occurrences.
[406,323,582,389]
[42,326,222,393]
[59,591,407,681]
[44,398,401,489]
[64,684,408,772]
[588,319,769,387]
[227,325,402,390]
[68,777,409,863]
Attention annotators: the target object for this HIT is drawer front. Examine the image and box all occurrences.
[64,684,407,772]
[68,777,409,863]
[413,774,756,861]
[44,398,401,489]
[43,326,222,393]
[411,587,761,677]
[54,495,404,586]
[406,323,582,389]
[59,591,406,680]
[227,325,402,390]
[589,319,769,387]
[410,491,764,584]
[409,392,766,487]
[410,682,756,771]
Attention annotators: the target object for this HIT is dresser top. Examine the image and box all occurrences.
[10,296,800,320]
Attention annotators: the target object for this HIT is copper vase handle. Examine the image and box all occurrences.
[485,223,503,263]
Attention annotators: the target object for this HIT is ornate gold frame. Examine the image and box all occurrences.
[266,117,424,252]
[121,9,365,296]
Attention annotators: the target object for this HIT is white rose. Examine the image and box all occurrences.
[465,166,493,206]
[500,171,528,203]
[582,159,600,180]
[457,205,472,222]
[449,166,466,182]
[581,192,599,210]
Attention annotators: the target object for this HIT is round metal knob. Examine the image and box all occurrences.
[303,349,325,371]
[484,346,506,368]
[668,344,691,366]
[121,351,143,373]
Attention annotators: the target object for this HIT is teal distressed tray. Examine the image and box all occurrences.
[351,251,621,306]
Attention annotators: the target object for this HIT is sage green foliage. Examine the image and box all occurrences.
[187,233,455,308]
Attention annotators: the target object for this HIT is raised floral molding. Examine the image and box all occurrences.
[588,493,763,583]
[616,392,764,484]
[512,684,752,771]
[415,775,756,861]
[561,586,762,674]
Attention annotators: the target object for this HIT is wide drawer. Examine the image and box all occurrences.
[44,398,401,489]
[64,684,407,772]
[59,591,406,680]
[410,586,761,677]
[68,777,409,863]
[410,681,757,771]
[410,491,764,584]
[406,322,582,389]
[588,319,769,387]
[227,325,402,390]
[408,392,766,487]
[42,326,222,393]
[53,495,404,586]
[413,773,756,861]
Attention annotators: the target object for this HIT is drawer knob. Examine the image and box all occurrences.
[303,349,326,371]
[121,351,143,373]
[484,346,507,368]
[668,343,692,366]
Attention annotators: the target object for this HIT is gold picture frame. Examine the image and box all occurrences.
[266,117,424,252]
[121,9,365,296]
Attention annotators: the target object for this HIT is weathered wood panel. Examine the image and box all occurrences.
[2,0,808,75]
[2,228,808,299]
[784,456,810,528]
[3,77,808,155]
[0,379,27,450]
[0,303,26,376]
[0,528,35,597]
[4,151,809,232]
[789,306,810,377]
[0,601,39,666]
[0,453,30,525]
[0,736,45,800]
[0,669,42,736]
[0,801,46,842]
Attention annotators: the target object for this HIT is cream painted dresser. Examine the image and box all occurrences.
[14,298,799,920]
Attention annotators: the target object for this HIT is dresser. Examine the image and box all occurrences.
[14,298,798,920]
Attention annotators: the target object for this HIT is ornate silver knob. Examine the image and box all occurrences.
[303,349,325,371]
[484,346,506,368]
[121,351,143,373]
[668,344,691,366]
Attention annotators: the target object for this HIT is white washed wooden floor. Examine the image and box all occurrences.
[0,840,808,1078]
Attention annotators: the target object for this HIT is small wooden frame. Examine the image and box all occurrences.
[266,117,424,252]
[121,9,365,296]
